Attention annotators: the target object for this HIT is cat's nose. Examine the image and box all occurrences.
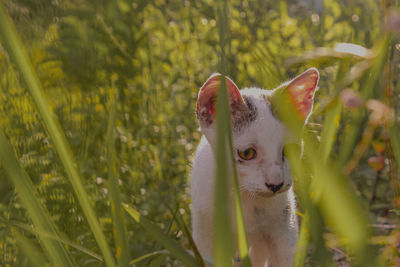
[265,182,283,193]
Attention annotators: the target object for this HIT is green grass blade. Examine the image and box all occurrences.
[9,220,103,262]
[0,4,116,267]
[0,131,74,267]
[12,228,48,267]
[122,204,198,266]
[338,36,391,166]
[230,155,251,267]
[389,122,400,196]
[272,91,379,266]
[227,90,251,266]
[129,250,169,265]
[106,90,130,267]
[307,134,378,266]
[175,213,205,266]
[390,122,400,168]
[213,72,235,266]
[319,101,342,162]
[286,144,333,266]
[293,213,309,267]
[213,1,238,266]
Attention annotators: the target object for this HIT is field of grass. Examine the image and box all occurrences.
[0,0,399,266]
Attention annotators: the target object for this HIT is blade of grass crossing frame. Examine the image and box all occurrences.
[213,76,234,265]
[286,143,333,267]
[0,4,116,267]
[390,123,400,196]
[12,228,48,267]
[106,89,130,267]
[122,204,198,266]
[293,214,309,267]
[227,98,251,266]
[319,102,342,162]
[307,133,378,266]
[319,61,349,162]
[390,123,400,170]
[273,91,379,266]
[214,0,235,265]
[338,36,391,166]
[175,213,205,266]
[129,250,169,265]
[10,220,103,262]
[0,132,74,267]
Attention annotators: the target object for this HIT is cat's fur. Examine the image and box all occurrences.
[191,69,319,267]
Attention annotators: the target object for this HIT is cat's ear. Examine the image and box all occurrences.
[271,68,319,123]
[196,73,245,127]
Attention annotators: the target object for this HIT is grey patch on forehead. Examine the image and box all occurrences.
[232,95,258,132]
[263,94,278,120]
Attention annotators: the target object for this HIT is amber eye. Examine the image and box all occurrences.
[238,148,257,161]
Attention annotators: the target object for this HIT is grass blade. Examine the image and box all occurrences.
[0,131,74,267]
[293,213,309,267]
[129,250,169,265]
[8,219,103,262]
[272,87,379,266]
[389,122,400,196]
[287,144,333,266]
[319,101,342,163]
[106,89,130,267]
[0,3,116,266]
[175,213,205,266]
[12,228,48,267]
[122,203,198,266]
[213,71,235,266]
[214,1,251,265]
[338,36,391,166]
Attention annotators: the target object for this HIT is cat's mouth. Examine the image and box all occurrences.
[249,183,291,198]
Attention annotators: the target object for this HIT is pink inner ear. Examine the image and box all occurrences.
[287,68,319,120]
[196,74,243,118]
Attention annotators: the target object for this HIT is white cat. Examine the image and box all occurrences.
[191,68,319,267]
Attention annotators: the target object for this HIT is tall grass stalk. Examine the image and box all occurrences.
[213,0,251,266]
[338,36,391,166]
[106,89,130,267]
[0,4,116,267]
[272,81,380,266]
[0,132,74,267]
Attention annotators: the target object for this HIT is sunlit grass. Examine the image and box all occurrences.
[0,0,399,266]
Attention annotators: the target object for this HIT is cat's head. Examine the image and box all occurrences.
[196,68,319,197]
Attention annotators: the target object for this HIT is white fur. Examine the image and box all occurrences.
[191,88,298,267]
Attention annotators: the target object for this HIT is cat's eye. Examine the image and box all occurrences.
[282,149,285,162]
[238,148,257,161]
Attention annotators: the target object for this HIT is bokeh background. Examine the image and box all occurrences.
[0,0,399,266]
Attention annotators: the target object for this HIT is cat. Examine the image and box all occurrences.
[191,68,319,267]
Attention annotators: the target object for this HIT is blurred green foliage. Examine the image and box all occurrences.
[0,0,399,266]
